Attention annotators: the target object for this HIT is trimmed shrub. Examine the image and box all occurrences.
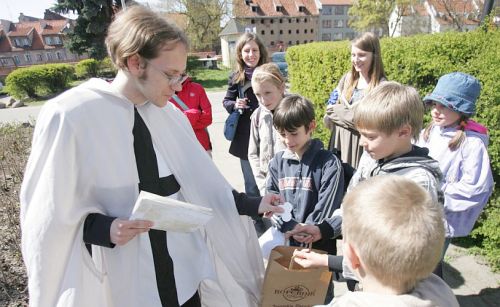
[287,29,499,270]
[5,64,75,99]
[75,58,100,79]
[99,57,118,78]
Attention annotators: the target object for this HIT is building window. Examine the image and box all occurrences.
[251,19,255,24]
[1,58,8,65]
[311,29,314,33]
[276,6,282,12]
[23,38,29,46]
[279,19,283,23]
[334,33,342,40]
[322,33,331,41]
[270,19,274,24]
[289,18,292,23]
[279,29,283,34]
[25,54,32,63]
[270,41,275,46]
[261,19,265,24]
[296,18,300,23]
[296,29,299,34]
[304,29,308,33]
[45,36,53,45]
[261,30,265,35]
[288,29,292,34]
[13,55,20,65]
[56,52,63,60]
[37,54,43,61]
[335,6,344,15]
[322,20,332,28]
[47,53,53,61]
[322,7,332,15]
[296,40,300,45]
[271,30,274,35]
[288,41,292,45]
[304,40,307,44]
[53,36,62,45]
[13,38,21,47]
[304,18,308,23]
[334,20,344,28]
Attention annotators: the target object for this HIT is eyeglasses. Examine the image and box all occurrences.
[145,59,187,86]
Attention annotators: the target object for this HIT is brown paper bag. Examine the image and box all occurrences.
[260,246,332,307]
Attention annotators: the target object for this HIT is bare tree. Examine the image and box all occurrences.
[153,0,232,52]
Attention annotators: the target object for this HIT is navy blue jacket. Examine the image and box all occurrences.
[266,139,344,254]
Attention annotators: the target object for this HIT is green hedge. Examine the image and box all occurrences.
[5,63,75,99]
[287,29,499,270]
[75,59,100,79]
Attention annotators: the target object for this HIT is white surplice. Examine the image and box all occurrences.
[20,78,264,307]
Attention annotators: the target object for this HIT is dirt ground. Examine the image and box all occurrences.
[0,123,32,306]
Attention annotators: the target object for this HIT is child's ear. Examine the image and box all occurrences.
[344,242,361,270]
[309,120,316,132]
[399,124,412,138]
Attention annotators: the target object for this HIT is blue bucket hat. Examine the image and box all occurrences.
[423,72,481,117]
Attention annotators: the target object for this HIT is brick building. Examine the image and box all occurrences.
[0,10,86,77]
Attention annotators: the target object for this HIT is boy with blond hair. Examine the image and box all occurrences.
[291,82,445,277]
[315,175,458,306]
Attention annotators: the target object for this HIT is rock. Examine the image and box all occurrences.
[12,101,24,108]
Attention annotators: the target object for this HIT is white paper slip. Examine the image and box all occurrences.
[130,191,214,232]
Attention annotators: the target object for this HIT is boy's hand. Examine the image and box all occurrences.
[259,193,285,218]
[286,224,322,244]
[293,249,328,269]
[110,219,153,246]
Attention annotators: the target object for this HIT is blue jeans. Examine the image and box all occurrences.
[240,159,260,197]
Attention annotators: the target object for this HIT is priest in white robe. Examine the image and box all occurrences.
[20,5,281,307]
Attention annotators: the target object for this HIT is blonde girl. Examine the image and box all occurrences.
[248,63,287,195]
[417,72,493,256]
[324,32,386,168]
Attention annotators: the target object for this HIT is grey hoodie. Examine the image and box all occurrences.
[320,145,443,240]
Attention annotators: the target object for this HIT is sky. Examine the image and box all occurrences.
[0,0,161,22]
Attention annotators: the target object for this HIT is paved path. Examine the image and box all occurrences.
[1,91,498,305]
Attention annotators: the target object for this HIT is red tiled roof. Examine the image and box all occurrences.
[428,0,481,26]
[414,3,429,16]
[8,26,34,36]
[0,30,12,52]
[9,19,68,37]
[235,0,319,17]
[320,0,352,5]
[400,3,429,17]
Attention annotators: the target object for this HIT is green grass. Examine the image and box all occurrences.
[190,67,231,92]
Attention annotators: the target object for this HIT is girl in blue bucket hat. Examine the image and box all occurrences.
[417,72,494,257]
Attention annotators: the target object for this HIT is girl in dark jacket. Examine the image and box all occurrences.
[223,32,268,197]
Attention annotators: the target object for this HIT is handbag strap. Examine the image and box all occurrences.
[172,94,189,111]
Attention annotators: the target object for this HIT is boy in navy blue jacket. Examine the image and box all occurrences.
[266,94,344,255]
